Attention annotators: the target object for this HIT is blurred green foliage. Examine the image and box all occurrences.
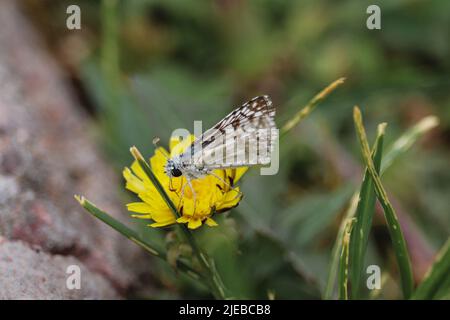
[24,0,450,299]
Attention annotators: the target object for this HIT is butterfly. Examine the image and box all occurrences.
[163,95,278,205]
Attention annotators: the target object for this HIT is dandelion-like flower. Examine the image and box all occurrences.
[123,136,247,229]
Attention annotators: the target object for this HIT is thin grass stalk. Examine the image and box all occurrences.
[353,106,414,299]
[338,218,355,300]
[412,237,450,299]
[348,123,385,299]
[324,193,359,299]
[74,195,202,281]
[381,116,439,173]
[280,78,346,138]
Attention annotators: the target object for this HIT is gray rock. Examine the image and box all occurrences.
[0,238,118,299]
[0,1,152,299]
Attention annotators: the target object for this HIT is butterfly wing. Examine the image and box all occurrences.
[180,95,277,170]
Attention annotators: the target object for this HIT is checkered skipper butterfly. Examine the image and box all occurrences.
[163,95,278,204]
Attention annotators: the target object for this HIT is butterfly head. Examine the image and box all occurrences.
[165,158,183,178]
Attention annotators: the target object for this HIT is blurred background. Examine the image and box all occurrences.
[19,0,450,299]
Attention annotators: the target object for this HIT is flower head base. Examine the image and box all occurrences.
[123,136,247,229]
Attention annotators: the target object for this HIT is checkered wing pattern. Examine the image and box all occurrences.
[181,95,277,169]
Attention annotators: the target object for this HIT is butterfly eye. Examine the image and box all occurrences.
[171,168,182,177]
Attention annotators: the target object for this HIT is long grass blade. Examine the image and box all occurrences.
[353,106,414,299]
[338,218,355,300]
[348,123,385,299]
[324,193,358,299]
[381,116,439,174]
[280,78,345,137]
[74,195,201,280]
[412,237,450,299]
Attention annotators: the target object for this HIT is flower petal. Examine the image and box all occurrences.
[123,167,146,194]
[151,208,177,224]
[215,188,242,212]
[131,161,151,184]
[187,218,202,229]
[126,202,152,213]
[150,147,170,178]
[205,217,218,227]
[232,167,248,184]
[131,214,152,219]
[181,200,195,217]
[176,216,190,224]
[149,219,176,228]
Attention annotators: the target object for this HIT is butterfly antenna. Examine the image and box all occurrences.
[153,137,171,161]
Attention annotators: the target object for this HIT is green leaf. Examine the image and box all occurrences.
[353,106,414,299]
[348,123,385,299]
[412,237,450,299]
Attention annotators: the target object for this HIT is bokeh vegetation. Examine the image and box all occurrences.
[23,0,450,299]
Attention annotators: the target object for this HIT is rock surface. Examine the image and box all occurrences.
[0,1,146,299]
[0,238,118,299]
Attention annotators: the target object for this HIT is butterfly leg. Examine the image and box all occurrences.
[186,177,197,214]
[177,180,188,212]
[169,176,177,192]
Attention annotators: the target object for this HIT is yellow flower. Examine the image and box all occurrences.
[123,136,247,229]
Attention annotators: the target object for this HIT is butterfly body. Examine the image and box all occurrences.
[165,155,209,180]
